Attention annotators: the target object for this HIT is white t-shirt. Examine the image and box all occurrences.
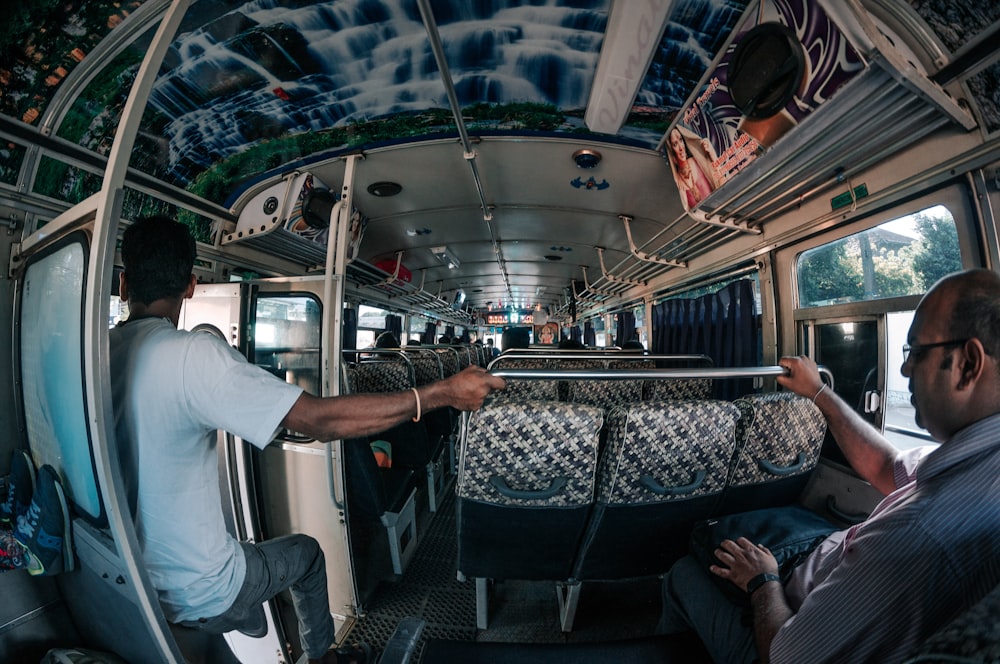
[110,318,303,622]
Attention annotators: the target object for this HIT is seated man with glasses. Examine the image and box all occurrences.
[658,268,1000,664]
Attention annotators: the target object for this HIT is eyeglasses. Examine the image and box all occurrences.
[902,339,968,363]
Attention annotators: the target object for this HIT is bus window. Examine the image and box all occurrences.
[796,205,959,453]
[253,295,321,396]
[357,304,387,348]
[884,310,934,449]
[19,237,102,521]
[797,205,962,307]
[814,320,879,429]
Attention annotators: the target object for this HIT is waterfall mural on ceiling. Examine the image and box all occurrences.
[126,0,750,200]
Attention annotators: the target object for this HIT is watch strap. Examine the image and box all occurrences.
[746,572,781,595]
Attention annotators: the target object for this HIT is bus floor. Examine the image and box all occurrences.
[349,485,712,662]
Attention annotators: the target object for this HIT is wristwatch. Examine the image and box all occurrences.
[747,572,781,596]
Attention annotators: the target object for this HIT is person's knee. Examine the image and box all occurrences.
[297,534,324,562]
[664,555,706,598]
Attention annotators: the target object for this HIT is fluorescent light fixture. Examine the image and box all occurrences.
[584,1,673,135]
[430,245,461,269]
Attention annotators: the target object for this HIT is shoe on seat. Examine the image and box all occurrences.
[1,450,35,525]
[14,464,73,576]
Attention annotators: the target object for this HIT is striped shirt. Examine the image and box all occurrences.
[770,413,1000,663]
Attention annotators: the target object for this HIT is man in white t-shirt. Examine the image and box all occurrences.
[111,216,504,664]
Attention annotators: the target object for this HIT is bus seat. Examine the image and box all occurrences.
[348,360,448,512]
[487,357,559,401]
[455,401,604,629]
[905,580,1000,663]
[343,437,418,577]
[718,392,827,515]
[406,353,442,386]
[568,360,644,411]
[643,377,713,400]
[566,400,740,630]
[405,351,455,462]
[350,360,413,393]
[454,345,471,369]
[434,349,460,377]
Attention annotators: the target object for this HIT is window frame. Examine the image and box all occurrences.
[14,229,107,526]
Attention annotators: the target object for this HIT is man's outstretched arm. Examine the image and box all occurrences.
[281,365,505,442]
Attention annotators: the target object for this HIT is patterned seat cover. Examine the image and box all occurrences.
[728,392,826,488]
[643,377,713,401]
[597,400,740,505]
[569,359,643,410]
[457,401,604,508]
[488,357,559,401]
[350,361,415,393]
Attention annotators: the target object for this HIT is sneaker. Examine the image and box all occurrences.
[0,449,36,525]
[14,465,73,576]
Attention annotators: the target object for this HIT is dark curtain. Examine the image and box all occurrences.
[459,329,471,342]
[422,322,437,345]
[343,306,358,362]
[616,311,636,347]
[384,314,402,341]
[651,279,759,399]
[444,325,455,340]
[584,321,596,347]
[570,325,582,343]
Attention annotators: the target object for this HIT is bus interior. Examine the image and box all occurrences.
[1,0,999,662]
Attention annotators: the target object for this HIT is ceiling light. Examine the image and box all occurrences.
[430,245,461,269]
[572,148,602,169]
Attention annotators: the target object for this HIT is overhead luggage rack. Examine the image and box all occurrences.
[223,171,366,267]
[693,1,977,228]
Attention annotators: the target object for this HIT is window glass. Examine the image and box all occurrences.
[253,295,321,396]
[358,304,387,331]
[408,315,427,343]
[797,205,961,307]
[20,240,101,519]
[884,310,934,449]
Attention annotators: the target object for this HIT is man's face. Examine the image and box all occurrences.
[901,289,959,441]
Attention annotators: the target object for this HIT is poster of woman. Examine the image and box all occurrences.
[664,126,721,211]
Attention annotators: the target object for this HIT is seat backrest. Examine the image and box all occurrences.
[435,348,460,377]
[643,377,713,401]
[567,359,644,410]
[456,401,605,581]
[457,401,604,508]
[596,399,741,506]
[719,392,826,513]
[454,345,471,369]
[573,399,741,580]
[906,581,1000,663]
[488,356,559,401]
[406,352,442,386]
[352,360,414,393]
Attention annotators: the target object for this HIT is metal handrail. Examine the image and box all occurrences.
[488,352,714,371]
[489,365,835,390]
